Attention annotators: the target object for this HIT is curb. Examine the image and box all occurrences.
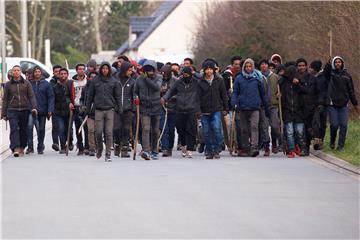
[310,149,360,175]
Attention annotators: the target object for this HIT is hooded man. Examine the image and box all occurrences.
[26,66,54,154]
[198,60,228,159]
[1,65,38,157]
[159,64,178,157]
[49,65,62,152]
[86,62,121,162]
[231,58,269,157]
[134,60,162,160]
[113,61,136,158]
[324,56,358,151]
[279,65,307,158]
[162,66,200,158]
[72,63,89,155]
[270,54,283,68]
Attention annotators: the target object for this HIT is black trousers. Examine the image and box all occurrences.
[176,112,197,151]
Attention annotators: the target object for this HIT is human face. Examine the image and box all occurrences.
[126,68,133,77]
[53,68,61,78]
[308,67,316,75]
[297,62,307,74]
[183,60,191,67]
[146,70,155,78]
[60,70,68,82]
[12,66,21,80]
[335,59,343,70]
[260,63,268,73]
[244,63,253,74]
[171,65,180,74]
[205,67,214,77]
[232,60,241,71]
[101,65,109,77]
[117,58,125,67]
[76,65,85,76]
[34,68,42,80]
[269,66,275,73]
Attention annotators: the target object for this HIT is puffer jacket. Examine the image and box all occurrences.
[53,80,75,117]
[116,61,136,113]
[134,60,162,116]
[1,77,37,118]
[297,71,317,115]
[86,62,121,112]
[160,65,177,112]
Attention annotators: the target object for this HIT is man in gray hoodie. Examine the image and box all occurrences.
[134,60,162,160]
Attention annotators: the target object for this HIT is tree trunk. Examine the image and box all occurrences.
[93,0,102,53]
[36,1,51,61]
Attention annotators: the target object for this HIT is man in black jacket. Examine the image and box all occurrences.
[324,56,358,151]
[50,65,62,151]
[198,60,228,159]
[113,61,135,158]
[296,58,317,155]
[162,67,200,158]
[86,62,121,162]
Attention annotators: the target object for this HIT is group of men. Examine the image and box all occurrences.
[1,54,358,161]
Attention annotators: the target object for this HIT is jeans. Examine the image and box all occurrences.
[51,114,59,145]
[87,117,96,151]
[176,112,197,151]
[7,110,29,151]
[57,115,70,148]
[141,115,160,152]
[95,109,115,157]
[74,107,89,151]
[269,107,281,147]
[27,114,47,151]
[239,110,260,151]
[312,106,327,141]
[201,111,223,155]
[303,109,316,149]
[328,106,348,148]
[160,110,176,151]
[285,122,305,152]
[259,107,270,149]
[114,111,133,148]
[234,111,242,149]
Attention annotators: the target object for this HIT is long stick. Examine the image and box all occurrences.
[157,104,167,152]
[229,110,236,155]
[133,104,140,160]
[277,84,286,155]
[77,115,88,134]
[329,29,333,58]
[66,109,73,156]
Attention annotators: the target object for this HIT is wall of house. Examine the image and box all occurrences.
[135,1,207,63]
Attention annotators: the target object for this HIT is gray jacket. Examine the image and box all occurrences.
[134,60,162,116]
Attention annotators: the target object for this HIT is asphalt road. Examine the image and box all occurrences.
[1,131,359,239]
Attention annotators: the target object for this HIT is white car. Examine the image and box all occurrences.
[0,57,52,82]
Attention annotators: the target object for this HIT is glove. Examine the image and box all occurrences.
[134,97,140,106]
[31,109,38,117]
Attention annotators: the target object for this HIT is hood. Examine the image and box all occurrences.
[99,61,112,77]
[331,56,345,70]
[270,54,282,64]
[143,60,157,71]
[161,65,172,79]
[120,61,133,77]
[283,65,297,81]
[241,58,256,78]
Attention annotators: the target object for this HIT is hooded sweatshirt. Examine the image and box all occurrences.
[116,61,136,113]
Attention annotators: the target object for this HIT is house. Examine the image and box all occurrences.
[114,0,207,64]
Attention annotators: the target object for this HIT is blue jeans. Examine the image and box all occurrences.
[27,114,47,150]
[285,122,305,152]
[57,115,70,148]
[160,111,176,150]
[328,106,348,148]
[201,111,223,155]
[7,110,29,151]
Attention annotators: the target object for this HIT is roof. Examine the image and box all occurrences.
[114,0,182,57]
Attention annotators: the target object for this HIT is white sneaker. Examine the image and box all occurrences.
[185,151,192,158]
[181,146,187,157]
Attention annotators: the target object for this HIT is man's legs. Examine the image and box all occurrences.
[86,117,96,154]
[95,110,105,157]
[328,106,339,148]
[269,107,280,152]
[259,108,270,153]
[37,115,47,153]
[210,111,223,156]
[239,111,250,153]
[249,110,260,156]
[26,113,35,153]
[337,106,349,149]
[104,109,114,158]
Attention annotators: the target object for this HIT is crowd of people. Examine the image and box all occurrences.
[1,54,358,162]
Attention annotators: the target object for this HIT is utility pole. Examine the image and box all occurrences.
[1,0,6,85]
[21,0,28,58]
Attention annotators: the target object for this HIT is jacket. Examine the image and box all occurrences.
[30,78,55,115]
[53,80,75,117]
[198,74,228,114]
[163,76,200,113]
[72,74,87,107]
[134,60,162,116]
[116,62,136,113]
[297,71,317,114]
[86,62,121,112]
[80,80,95,118]
[1,77,37,117]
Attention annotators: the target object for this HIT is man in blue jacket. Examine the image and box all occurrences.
[26,66,55,154]
[231,58,269,157]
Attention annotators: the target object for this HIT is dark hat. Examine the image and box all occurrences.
[202,60,216,71]
[310,60,322,72]
[87,59,97,68]
[182,66,193,76]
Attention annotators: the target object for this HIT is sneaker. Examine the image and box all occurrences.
[300,149,307,157]
[96,149,103,159]
[26,147,34,154]
[37,149,44,154]
[59,149,66,154]
[89,150,95,156]
[271,143,278,154]
[84,149,89,155]
[294,144,301,156]
[198,143,205,153]
[251,150,259,157]
[330,142,335,150]
[151,151,159,160]
[264,148,270,157]
[287,151,296,158]
[237,149,249,157]
[162,150,172,157]
[19,148,25,156]
[114,145,121,157]
[69,143,74,151]
[205,154,213,159]
[213,153,220,159]
[121,150,130,158]
[141,151,151,160]
[181,146,187,157]
[52,143,60,151]
[105,155,112,162]
[77,150,84,156]
[336,146,344,152]
[185,151,192,158]
[13,148,20,157]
